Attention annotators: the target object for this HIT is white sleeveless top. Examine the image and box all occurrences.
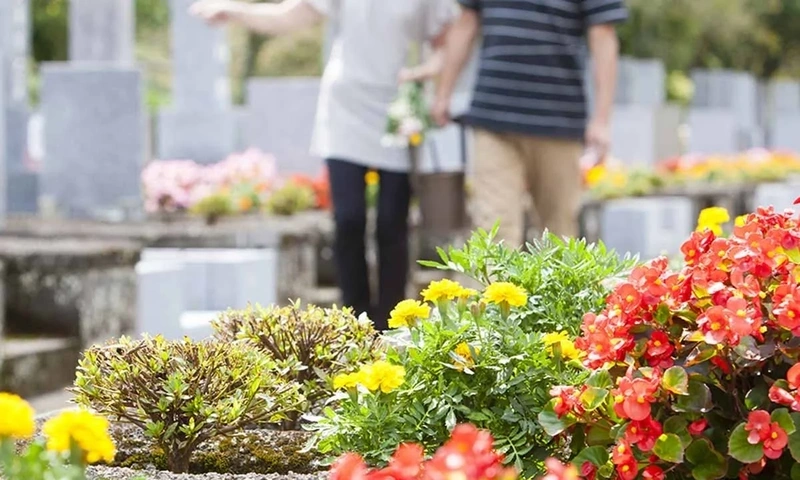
[305,0,457,172]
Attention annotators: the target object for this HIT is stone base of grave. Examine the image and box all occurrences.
[0,337,81,398]
[3,211,327,302]
[1,237,140,348]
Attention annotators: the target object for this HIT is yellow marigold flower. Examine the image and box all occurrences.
[333,371,363,390]
[483,282,528,308]
[735,215,748,227]
[453,342,480,372]
[697,207,730,227]
[0,392,35,439]
[409,132,423,147]
[542,332,579,360]
[359,361,406,393]
[365,170,380,187]
[456,287,478,299]
[421,278,464,303]
[43,410,116,464]
[584,164,607,188]
[388,299,431,329]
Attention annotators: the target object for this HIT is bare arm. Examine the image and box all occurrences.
[191,0,323,36]
[398,27,451,83]
[587,24,619,127]
[432,9,480,125]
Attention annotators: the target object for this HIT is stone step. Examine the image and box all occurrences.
[1,336,80,399]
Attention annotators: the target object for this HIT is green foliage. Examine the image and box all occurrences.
[72,335,304,473]
[421,227,636,335]
[266,181,317,216]
[1,439,87,480]
[189,193,233,223]
[310,294,588,478]
[212,302,380,427]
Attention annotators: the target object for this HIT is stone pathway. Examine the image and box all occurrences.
[28,388,74,414]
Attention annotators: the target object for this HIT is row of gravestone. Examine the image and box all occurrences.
[4,0,800,220]
[598,181,800,260]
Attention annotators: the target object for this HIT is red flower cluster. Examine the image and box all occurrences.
[330,425,516,480]
[611,370,661,421]
[575,207,800,371]
[744,410,788,460]
[769,363,800,411]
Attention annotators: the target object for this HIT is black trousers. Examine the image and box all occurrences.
[327,158,411,331]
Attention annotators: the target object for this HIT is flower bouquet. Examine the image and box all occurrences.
[383,82,431,149]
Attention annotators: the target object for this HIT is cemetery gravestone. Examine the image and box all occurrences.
[40,64,145,218]
[245,78,321,175]
[601,197,694,260]
[767,80,800,151]
[0,68,6,222]
[69,0,135,65]
[611,105,681,167]
[157,0,236,163]
[691,70,763,150]
[687,109,738,155]
[0,0,36,213]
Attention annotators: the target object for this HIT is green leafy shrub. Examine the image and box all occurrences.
[72,335,304,473]
[310,284,585,477]
[212,302,380,428]
[189,193,233,224]
[266,181,316,216]
[422,227,637,335]
[310,230,633,476]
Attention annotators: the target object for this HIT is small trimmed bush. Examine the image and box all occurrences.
[73,335,303,473]
[212,302,380,427]
[266,181,316,215]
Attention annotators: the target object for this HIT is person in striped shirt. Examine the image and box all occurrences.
[433,0,628,245]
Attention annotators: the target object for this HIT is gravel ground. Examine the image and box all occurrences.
[86,466,328,480]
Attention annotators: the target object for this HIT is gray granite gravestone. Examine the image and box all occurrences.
[157,0,236,163]
[691,69,762,149]
[69,0,135,65]
[0,67,6,223]
[40,64,145,218]
[245,78,321,175]
[771,114,800,152]
[586,57,666,110]
[610,105,681,167]
[601,197,693,260]
[687,109,738,154]
[769,80,800,114]
[751,182,800,214]
[0,0,37,213]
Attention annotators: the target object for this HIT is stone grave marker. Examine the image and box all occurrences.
[770,115,800,152]
[0,0,37,213]
[610,105,681,167]
[136,261,187,340]
[244,78,321,175]
[601,197,694,260]
[40,64,145,218]
[687,109,738,154]
[157,0,237,163]
[750,181,800,213]
[0,69,6,223]
[586,57,666,109]
[69,0,135,65]
[769,80,800,114]
[691,69,762,149]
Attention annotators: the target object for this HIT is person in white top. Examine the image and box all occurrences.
[191,0,456,330]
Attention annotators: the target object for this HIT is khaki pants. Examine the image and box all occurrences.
[470,129,583,246]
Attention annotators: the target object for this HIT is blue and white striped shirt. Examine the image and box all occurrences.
[459,0,628,139]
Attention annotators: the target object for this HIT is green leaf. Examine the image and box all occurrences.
[791,463,800,480]
[790,413,800,462]
[655,303,671,325]
[580,387,609,412]
[685,345,717,366]
[771,408,796,435]
[674,381,712,413]
[786,248,800,264]
[662,366,690,395]
[586,425,613,445]
[663,415,692,447]
[685,438,727,480]
[572,446,610,468]
[538,400,574,437]
[744,384,768,410]
[653,433,684,463]
[586,369,613,389]
[728,423,764,463]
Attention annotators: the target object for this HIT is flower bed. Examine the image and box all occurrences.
[142,149,329,223]
[584,150,800,200]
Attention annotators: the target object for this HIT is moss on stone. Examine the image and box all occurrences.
[108,424,321,475]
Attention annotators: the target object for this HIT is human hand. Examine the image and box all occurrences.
[190,0,235,25]
[584,118,610,163]
[431,96,451,127]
